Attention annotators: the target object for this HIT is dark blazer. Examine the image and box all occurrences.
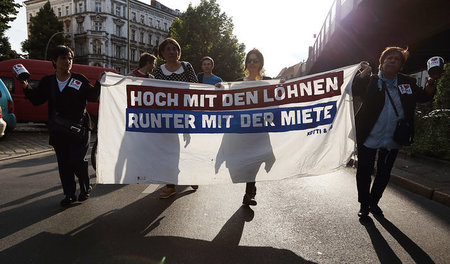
[352,73,434,146]
[24,72,100,145]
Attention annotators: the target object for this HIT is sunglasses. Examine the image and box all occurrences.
[247,59,260,64]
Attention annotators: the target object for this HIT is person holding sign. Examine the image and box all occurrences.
[216,48,275,206]
[19,45,100,207]
[352,46,443,218]
[154,38,199,199]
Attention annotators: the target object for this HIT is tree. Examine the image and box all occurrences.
[433,63,450,109]
[0,34,20,60]
[0,0,21,60]
[169,0,245,81]
[0,0,20,33]
[22,1,66,60]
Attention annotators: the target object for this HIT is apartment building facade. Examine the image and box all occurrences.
[24,0,180,74]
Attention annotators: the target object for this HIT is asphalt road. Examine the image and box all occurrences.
[0,151,449,264]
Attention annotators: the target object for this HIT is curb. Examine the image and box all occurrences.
[390,171,450,207]
[0,148,53,162]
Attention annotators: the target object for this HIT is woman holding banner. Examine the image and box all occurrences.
[216,48,275,206]
[154,38,198,199]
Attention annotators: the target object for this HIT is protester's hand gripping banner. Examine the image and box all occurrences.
[96,64,359,184]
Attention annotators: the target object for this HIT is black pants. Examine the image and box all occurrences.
[54,138,90,197]
[356,145,398,206]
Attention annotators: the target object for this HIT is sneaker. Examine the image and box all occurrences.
[60,195,77,207]
[159,187,176,199]
[78,192,90,202]
[242,194,257,206]
[191,185,199,190]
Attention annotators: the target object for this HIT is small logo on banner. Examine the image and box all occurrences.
[398,84,412,94]
[68,78,82,90]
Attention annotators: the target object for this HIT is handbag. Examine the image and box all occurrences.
[49,113,87,141]
[385,86,414,146]
[48,77,89,141]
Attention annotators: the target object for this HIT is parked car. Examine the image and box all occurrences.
[0,59,117,123]
[422,109,450,119]
[0,78,16,132]
[0,107,6,138]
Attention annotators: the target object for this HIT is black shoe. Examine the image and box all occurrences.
[243,194,257,206]
[191,185,198,190]
[358,204,369,218]
[78,192,90,202]
[370,204,383,216]
[60,195,77,207]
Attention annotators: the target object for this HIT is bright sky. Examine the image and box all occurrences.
[6,0,335,77]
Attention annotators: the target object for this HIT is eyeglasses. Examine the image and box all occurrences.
[247,59,259,64]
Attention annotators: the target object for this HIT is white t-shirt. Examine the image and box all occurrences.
[57,76,70,92]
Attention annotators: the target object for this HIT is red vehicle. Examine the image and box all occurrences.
[0,59,117,123]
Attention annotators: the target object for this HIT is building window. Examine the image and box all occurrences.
[157,20,160,29]
[131,29,136,41]
[94,21,102,31]
[140,32,144,43]
[115,25,121,36]
[164,22,168,31]
[95,2,101,12]
[115,5,121,16]
[58,8,61,17]
[140,15,144,24]
[65,6,69,16]
[115,46,121,58]
[93,40,101,54]
[131,49,136,61]
[77,22,83,33]
[78,3,83,13]
[132,12,136,22]
[148,17,152,26]
[148,34,152,45]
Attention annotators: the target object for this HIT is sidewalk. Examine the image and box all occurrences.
[391,152,450,206]
[1,123,449,207]
[0,123,52,160]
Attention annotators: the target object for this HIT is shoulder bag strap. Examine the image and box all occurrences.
[384,82,399,117]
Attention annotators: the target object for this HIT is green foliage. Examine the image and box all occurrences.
[406,64,450,160]
[21,1,67,60]
[0,34,20,60]
[406,116,450,160]
[0,0,21,60]
[433,63,450,109]
[0,0,20,33]
[168,0,245,81]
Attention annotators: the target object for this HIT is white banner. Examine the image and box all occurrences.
[96,64,359,184]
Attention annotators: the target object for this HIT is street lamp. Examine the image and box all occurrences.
[44,31,73,60]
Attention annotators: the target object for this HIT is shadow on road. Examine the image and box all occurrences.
[0,186,315,264]
[373,215,435,264]
[360,216,435,264]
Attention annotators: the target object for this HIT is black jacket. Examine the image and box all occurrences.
[24,72,100,145]
[352,73,434,146]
